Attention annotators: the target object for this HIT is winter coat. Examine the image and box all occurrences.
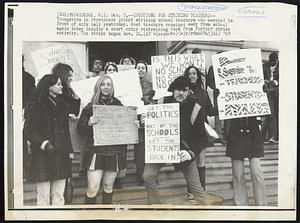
[27,96,73,182]
[189,83,218,123]
[22,69,35,109]
[226,117,264,159]
[60,86,81,116]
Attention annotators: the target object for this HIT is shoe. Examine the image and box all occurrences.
[102,191,113,204]
[187,193,197,204]
[113,178,123,189]
[85,195,97,204]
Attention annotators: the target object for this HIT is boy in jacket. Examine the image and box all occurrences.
[143,76,223,205]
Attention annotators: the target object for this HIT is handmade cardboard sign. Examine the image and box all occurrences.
[212,49,271,120]
[151,53,205,98]
[145,103,180,163]
[92,105,138,146]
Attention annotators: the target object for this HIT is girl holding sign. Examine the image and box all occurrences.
[184,65,219,203]
[26,74,74,205]
[77,75,128,204]
[104,61,126,189]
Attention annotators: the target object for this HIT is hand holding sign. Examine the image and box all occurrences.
[88,115,101,126]
[133,120,140,128]
[180,150,192,162]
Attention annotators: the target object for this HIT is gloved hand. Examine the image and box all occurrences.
[180,150,192,162]
[44,142,56,154]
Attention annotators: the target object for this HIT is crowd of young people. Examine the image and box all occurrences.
[23,51,277,206]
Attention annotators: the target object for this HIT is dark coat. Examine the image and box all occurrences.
[263,61,279,83]
[190,84,218,123]
[27,96,73,182]
[263,61,279,98]
[60,87,81,116]
[206,65,216,90]
[160,96,207,169]
[22,69,36,109]
[77,97,127,157]
[226,117,264,159]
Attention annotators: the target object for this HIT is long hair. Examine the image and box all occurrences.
[184,65,204,89]
[91,75,114,105]
[52,63,73,84]
[35,74,59,103]
[52,63,73,96]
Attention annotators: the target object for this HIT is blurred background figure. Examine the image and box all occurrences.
[262,52,279,143]
[87,55,104,78]
[119,55,136,66]
[22,54,36,181]
[22,55,36,109]
[191,48,206,88]
[104,62,118,74]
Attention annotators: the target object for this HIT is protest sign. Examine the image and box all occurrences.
[151,54,205,98]
[108,69,144,112]
[71,76,97,106]
[212,49,271,120]
[92,105,138,146]
[145,103,180,163]
[117,64,135,72]
[118,65,153,83]
[31,45,83,82]
[71,69,144,111]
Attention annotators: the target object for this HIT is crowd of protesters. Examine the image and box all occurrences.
[22,50,278,206]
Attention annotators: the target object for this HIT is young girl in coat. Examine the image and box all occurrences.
[27,74,74,205]
[77,75,128,204]
[104,61,126,189]
[184,65,219,202]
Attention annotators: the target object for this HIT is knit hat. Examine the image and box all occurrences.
[167,76,192,92]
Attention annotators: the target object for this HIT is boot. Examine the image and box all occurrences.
[113,178,123,189]
[85,195,97,204]
[198,166,206,190]
[102,191,113,204]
